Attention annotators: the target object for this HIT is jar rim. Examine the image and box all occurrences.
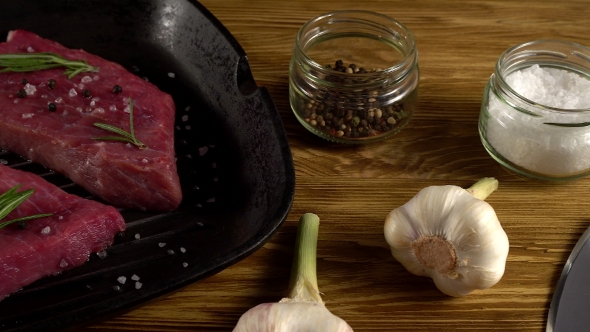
[494,39,590,113]
[294,10,418,81]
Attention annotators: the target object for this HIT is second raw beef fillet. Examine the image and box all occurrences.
[0,30,182,211]
[0,163,126,302]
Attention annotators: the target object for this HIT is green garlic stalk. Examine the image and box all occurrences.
[233,213,353,332]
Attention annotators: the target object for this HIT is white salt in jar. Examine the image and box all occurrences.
[479,40,590,181]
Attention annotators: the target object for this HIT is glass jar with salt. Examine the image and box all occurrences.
[479,40,590,181]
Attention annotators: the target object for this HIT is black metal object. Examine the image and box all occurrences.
[0,1,295,330]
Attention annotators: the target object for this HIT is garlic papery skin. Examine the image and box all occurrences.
[233,213,354,332]
[384,178,509,297]
[233,300,353,332]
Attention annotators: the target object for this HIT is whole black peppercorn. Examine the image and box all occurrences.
[47,79,57,89]
[112,85,123,94]
[82,89,92,98]
[16,89,26,98]
[21,78,28,85]
[17,221,27,230]
[48,102,57,112]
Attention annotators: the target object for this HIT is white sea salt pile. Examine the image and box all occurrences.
[486,64,590,176]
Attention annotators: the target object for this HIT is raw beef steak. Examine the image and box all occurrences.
[0,164,126,302]
[0,30,182,211]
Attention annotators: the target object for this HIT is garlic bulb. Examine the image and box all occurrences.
[383,178,509,297]
[234,213,353,332]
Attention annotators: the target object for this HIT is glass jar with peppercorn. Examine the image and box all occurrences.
[289,10,419,143]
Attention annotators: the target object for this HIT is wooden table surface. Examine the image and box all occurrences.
[85,1,590,331]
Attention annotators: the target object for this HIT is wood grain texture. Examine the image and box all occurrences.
[83,0,590,331]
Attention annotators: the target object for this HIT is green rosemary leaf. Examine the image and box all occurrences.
[544,122,590,128]
[91,136,135,143]
[0,185,53,230]
[0,189,34,221]
[0,52,99,78]
[92,98,147,149]
[0,213,53,229]
[93,123,134,140]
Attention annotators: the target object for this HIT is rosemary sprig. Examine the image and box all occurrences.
[0,185,52,230]
[92,98,147,149]
[0,52,99,79]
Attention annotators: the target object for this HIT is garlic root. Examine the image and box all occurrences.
[384,177,509,297]
[233,213,353,331]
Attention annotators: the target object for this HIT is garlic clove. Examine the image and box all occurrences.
[233,301,353,332]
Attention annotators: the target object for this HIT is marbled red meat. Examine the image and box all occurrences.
[0,164,126,302]
[0,30,181,211]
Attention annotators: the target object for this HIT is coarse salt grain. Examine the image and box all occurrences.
[135,282,143,289]
[22,113,34,119]
[185,125,191,130]
[117,276,127,284]
[0,159,7,165]
[168,72,176,78]
[131,274,140,281]
[41,226,50,234]
[183,262,188,268]
[24,83,36,96]
[97,250,108,259]
[81,76,93,83]
[182,115,189,122]
[60,259,68,268]
[59,216,63,220]
[486,64,590,175]
[185,106,190,111]
[135,233,141,240]
[27,46,35,53]
[180,247,186,253]
[55,97,63,103]
[199,146,208,156]
[167,249,175,255]
[158,242,166,247]
[109,105,117,111]
[69,88,77,97]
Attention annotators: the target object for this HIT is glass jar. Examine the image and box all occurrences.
[289,10,419,144]
[479,40,590,181]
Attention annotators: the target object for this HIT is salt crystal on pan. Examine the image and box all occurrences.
[180,247,186,253]
[183,262,188,268]
[167,249,175,255]
[158,242,166,247]
[97,250,108,259]
[185,106,190,111]
[199,146,208,156]
[182,115,189,122]
[135,233,141,240]
[117,276,127,284]
[486,64,590,176]
[131,274,140,281]
[135,282,143,289]
[168,72,176,78]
